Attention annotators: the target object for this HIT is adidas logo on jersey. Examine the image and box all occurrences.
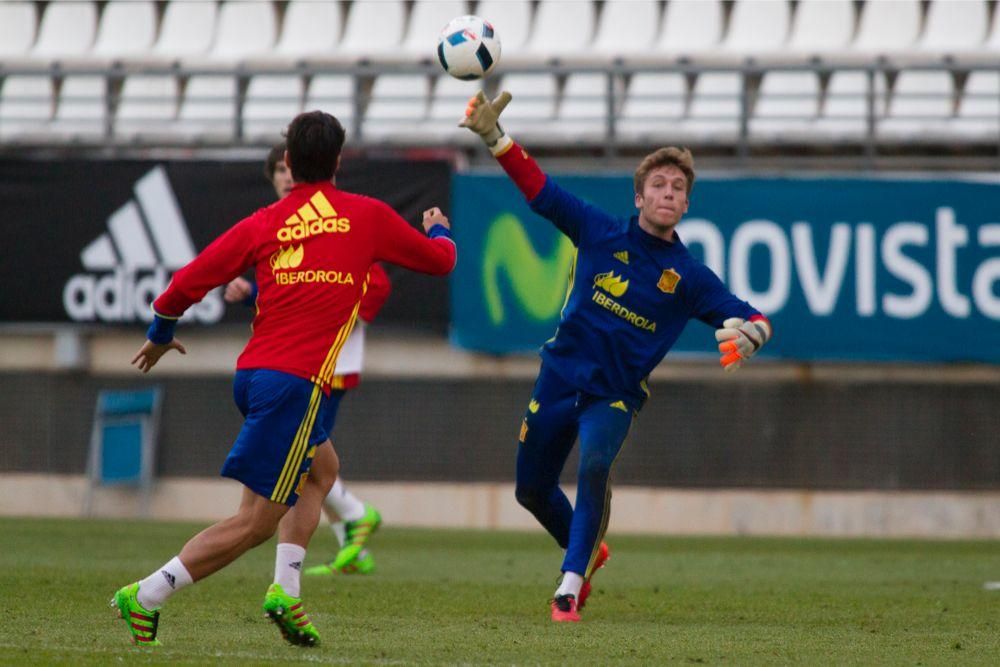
[62,166,223,324]
[614,251,629,265]
[278,191,351,242]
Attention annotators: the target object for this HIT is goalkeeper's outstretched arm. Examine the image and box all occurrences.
[460,91,618,246]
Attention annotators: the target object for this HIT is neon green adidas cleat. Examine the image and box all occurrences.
[110,582,161,647]
[262,583,320,647]
[304,548,376,576]
[331,504,382,571]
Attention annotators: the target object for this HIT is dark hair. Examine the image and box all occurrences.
[264,141,286,180]
[284,111,346,183]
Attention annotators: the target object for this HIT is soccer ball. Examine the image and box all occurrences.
[436,15,501,81]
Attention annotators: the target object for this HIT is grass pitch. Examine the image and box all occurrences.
[0,517,997,665]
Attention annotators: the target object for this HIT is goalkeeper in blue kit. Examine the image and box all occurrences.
[461,92,773,622]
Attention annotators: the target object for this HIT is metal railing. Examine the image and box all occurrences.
[0,60,998,167]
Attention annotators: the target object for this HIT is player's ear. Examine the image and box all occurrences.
[634,191,642,210]
[283,150,291,171]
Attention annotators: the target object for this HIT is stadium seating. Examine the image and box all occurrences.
[115,75,179,140]
[880,70,955,141]
[152,1,218,59]
[592,0,659,57]
[0,0,997,147]
[243,75,305,141]
[786,0,855,55]
[0,2,38,58]
[722,0,790,54]
[424,76,482,144]
[362,74,430,142]
[275,1,344,58]
[402,1,468,57]
[92,1,157,59]
[31,1,97,59]
[339,0,407,58]
[951,71,1000,139]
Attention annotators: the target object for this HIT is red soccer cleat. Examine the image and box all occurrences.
[550,594,581,622]
[577,541,610,610]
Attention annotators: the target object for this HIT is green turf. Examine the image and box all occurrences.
[0,517,997,665]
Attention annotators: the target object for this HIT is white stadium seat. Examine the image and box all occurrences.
[305,75,356,130]
[0,2,38,58]
[918,0,988,54]
[0,76,53,140]
[814,71,888,140]
[592,0,659,58]
[174,75,238,141]
[655,0,723,57]
[723,0,790,54]
[494,73,558,141]
[987,5,1000,51]
[474,0,532,53]
[617,72,687,143]
[48,76,107,138]
[363,75,430,142]
[553,73,622,142]
[950,72,1000,139]
[749,71,820,140]
[92,1,157,58]
[339,0,406,58]
[675,72,743,142]
[210,0,277,61]
[243,75,305,141]
[880,71,955,140]
[275,0,344,58]
[153,1,218,59]
[852,0,922,54]
[115,75,179,140]
[402,1,469,56]
[424,76,481,143]
[524,0,595,60]
[787,0,855,55]
[32,1,97,58]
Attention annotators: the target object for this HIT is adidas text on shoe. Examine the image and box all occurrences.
[578,541,610,611]
[111,582,161,647]
[262,583,320,646]
[551,594,581,622]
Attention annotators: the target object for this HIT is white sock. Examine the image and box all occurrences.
[330,522,346,548]
[137,556,193,610]
[555,571,585,599]
[324,478,366,522]
[274,543,306,598]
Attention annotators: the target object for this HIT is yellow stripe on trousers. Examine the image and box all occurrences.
[271,383,322,504]
[584,413,634,579]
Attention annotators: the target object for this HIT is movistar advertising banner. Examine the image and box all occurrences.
[451,174,1000,363]
[0,158,450,329]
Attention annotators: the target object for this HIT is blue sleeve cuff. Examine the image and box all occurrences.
[147,314,177,344]
[428,224,452,240]
[242,281,259,308]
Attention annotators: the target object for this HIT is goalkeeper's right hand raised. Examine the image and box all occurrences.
[460,90,512,154]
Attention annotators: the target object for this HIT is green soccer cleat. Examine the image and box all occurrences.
[330,503,382,571]
[262,583,320,647]
[304,548,376,576]
[110,582,161,647]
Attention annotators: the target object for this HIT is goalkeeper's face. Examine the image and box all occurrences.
[635,165,689,233]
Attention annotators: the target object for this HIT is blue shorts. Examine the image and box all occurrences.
[221,369,332,506]
[320,388,347,436]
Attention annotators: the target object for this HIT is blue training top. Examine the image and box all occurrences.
[530,176,761,408]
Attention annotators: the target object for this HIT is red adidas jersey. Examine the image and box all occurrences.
[153,182,455,390]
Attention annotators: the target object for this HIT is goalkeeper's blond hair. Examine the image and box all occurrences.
[633,147,695,195]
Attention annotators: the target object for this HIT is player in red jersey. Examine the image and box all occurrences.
[111,111,456,648]
[226,142,391,576]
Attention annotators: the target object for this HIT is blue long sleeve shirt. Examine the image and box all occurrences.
[530,176,762,407]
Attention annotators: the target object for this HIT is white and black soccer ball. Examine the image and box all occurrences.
[436,15,501,81]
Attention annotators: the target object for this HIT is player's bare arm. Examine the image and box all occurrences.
[224,277,253,304]
[131,338,186,374]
